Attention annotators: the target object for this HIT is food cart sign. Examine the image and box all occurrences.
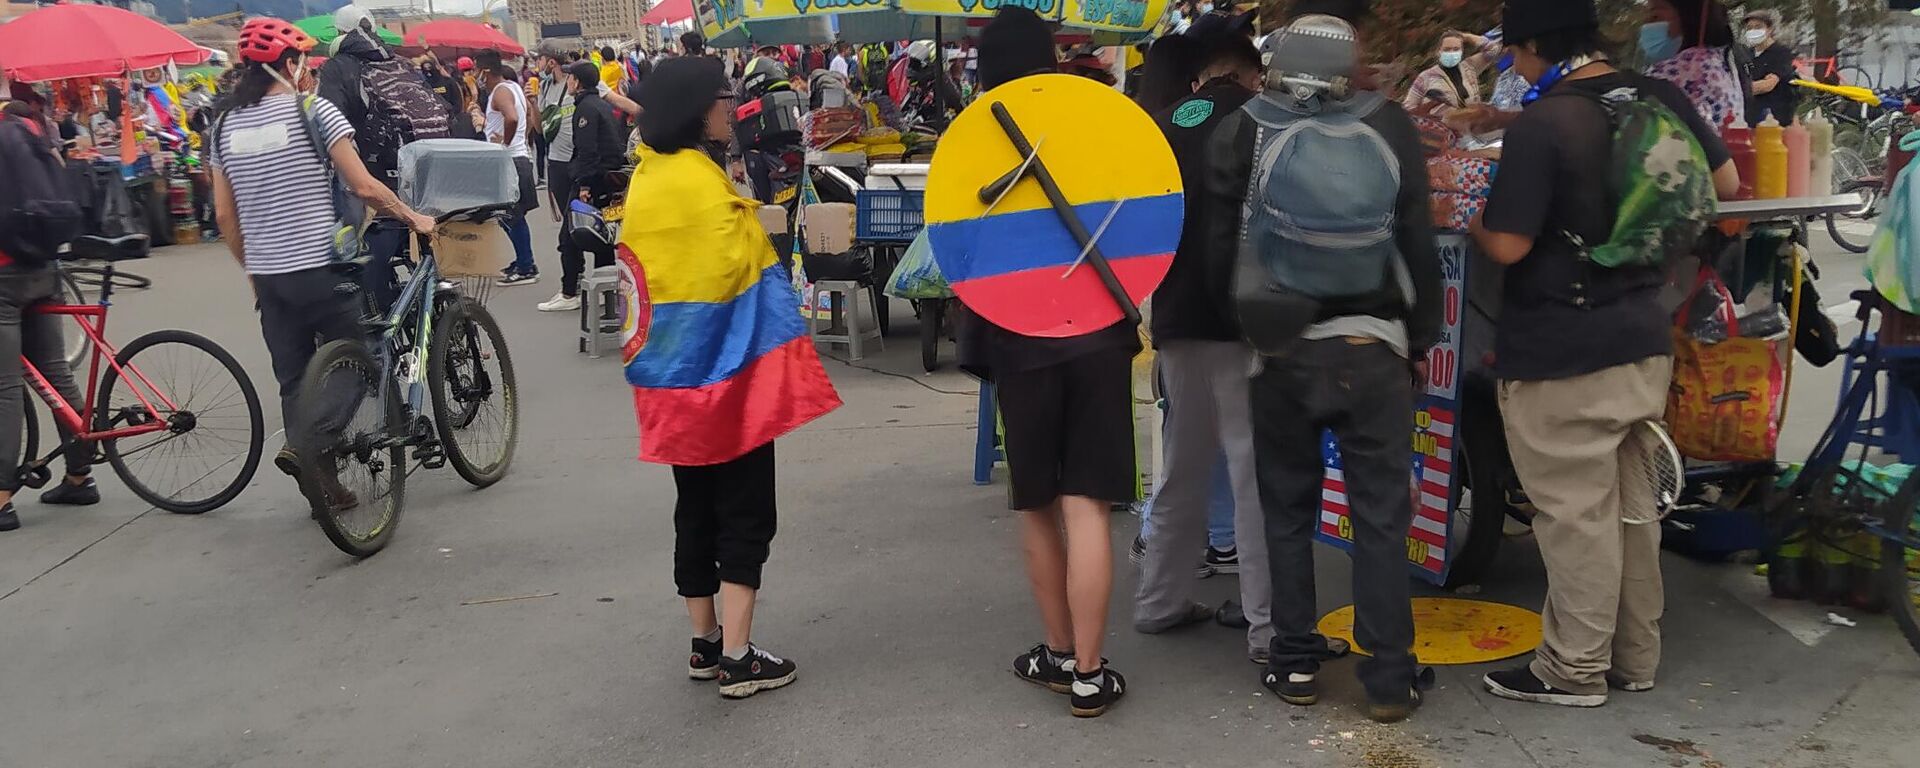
[1314,235,1468,585]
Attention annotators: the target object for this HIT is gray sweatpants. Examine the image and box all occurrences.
[0,266,89,491]
[1132,339,1273,656]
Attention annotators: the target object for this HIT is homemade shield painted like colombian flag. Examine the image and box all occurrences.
[925,74,1183,338]
[617,145,841,466]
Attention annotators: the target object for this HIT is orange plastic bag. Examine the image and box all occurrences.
[1665,266,1786,462]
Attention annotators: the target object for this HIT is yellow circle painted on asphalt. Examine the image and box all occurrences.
[1316,597,1542,665]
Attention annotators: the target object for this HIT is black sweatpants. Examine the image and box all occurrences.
[671,442,778,597]
[253,266,364,451]
[1251,337,1418,703]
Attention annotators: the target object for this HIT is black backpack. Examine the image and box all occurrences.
[0,113,84,267]
[356,57,453,183]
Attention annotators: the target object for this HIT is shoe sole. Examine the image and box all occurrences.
[719,670,796,698]
[1070,703,1112,717]
[1279,692,1317,706]
[689,665,720,681]
[537,304,579,312]
[1610,680,1655,692]
[0,520,18,532]
[1014,670,1073,694]
[1484,676,1606,707]
[1207,563,1240,575]
[1366,704,1412,723]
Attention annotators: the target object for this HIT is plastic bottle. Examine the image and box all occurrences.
[1722,116,1756,200]
[1753,110,1789,200]
[1784,116,1811,198]
[1807,110,1835,197]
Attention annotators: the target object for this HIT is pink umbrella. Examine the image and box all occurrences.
[403,19,526,57]
[0,3,211,83]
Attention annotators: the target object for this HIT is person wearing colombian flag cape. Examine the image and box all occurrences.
[618,56,841,700]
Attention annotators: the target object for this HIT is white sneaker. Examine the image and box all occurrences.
[537,292,581,312]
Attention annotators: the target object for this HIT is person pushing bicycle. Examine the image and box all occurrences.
[207,18,432,509]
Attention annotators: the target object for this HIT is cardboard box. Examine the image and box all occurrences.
[803,202,856,256]
[757,205,788,235]
[431,220,512,277]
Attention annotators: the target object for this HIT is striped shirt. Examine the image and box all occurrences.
[209,94,356,276]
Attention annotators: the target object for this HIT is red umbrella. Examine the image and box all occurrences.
[0,4,211,83]
[403,19,526,57]
[641,0,694,26]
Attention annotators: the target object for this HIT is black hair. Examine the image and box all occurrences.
[637,56,728,154]
[601,45,616,59]
[221,49,302,113]
[1664,0,1734,50]
[1200,34,1261,78]
[681,31,706,55]
[1133,34,1203,113]
[567,51,582,62]
[1509,23,1609,64]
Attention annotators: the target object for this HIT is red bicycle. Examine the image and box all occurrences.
[16,256,264,514]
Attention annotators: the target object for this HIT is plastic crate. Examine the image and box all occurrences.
[855,189,925,242]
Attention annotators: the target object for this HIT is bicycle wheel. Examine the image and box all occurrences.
[1442,386,1514,588]
[1881,471,1920,657]
[96,330,264,514]
[1826,182,1880,254]
[299,340,406,557]
[1837,65,1876,93]
[428,297,517,488]
[56,267,91,372]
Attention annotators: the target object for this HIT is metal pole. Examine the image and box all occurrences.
[979,101,1141,327]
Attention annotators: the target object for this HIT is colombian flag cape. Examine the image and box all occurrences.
[617,144,842,466]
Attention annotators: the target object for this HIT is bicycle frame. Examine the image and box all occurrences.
[22,267,176,444]
[1795,299,1920,547]
[373,250,448,438]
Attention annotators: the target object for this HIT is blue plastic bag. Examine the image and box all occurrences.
[886,231,954,300]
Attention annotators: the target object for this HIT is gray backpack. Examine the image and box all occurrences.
[1234,89,1404,355]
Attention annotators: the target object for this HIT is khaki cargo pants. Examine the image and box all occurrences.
[1498,356,1673,694]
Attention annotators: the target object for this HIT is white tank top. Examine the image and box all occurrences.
[484,80,530,158]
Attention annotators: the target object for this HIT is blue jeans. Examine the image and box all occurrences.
[1140,450,1235,551]
[503,214,535,276]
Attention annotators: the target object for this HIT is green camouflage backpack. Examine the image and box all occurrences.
[1550,82,1717,269]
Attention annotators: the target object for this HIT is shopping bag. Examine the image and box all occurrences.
[1867,131,1920,313]
[1665,265,1787,462]
[885,231,954,300]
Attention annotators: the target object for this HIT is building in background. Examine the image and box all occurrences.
[513,0,648,44]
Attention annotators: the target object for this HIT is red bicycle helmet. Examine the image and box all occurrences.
[237,17,316,64]
[457,56,475,71]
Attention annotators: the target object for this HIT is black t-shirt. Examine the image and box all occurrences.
[1150,79,1256,344]
[1746,43,1799,126]
[1482,72,1731,382]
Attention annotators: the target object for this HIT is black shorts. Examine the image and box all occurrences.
[512,156,538,214]
[995,347,1137,511]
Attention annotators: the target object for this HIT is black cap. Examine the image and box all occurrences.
[1501,0,1599,42]
[977,7,1057,90]
[1288,0,1367,23]
[1186,10,1256,41]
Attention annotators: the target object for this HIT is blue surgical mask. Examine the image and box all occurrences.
[1639,22,1681,63]
[1439,51,1463,68]
[1198,2,1214,13]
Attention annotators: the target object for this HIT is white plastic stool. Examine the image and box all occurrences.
[578,265,622,358]
[810,279,883,361]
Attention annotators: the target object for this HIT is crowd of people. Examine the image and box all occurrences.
[0,0,1815,728]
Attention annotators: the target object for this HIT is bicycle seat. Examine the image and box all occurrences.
[70,234,151,261]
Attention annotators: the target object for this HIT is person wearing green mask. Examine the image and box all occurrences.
[1402,30,1500,118]
[1640,0,1745,128]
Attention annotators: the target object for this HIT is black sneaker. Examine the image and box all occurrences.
[689,634,722,681]
[1069,664,1126,718]
[1012,643,1076,693]
[0,502,18,532]
[40,477,99,506]
[1215,599,1250,629]
[717,644,796,699]
[1205,546,1240,574]
[1263,668,1317,705]
[1366,686,1425,724]
[1128,535,1146,564]
[1484,665,1605,708]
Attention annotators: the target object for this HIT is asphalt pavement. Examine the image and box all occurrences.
[0,215,1915,768]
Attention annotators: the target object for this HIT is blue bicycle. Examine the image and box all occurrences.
[296,212,520,557]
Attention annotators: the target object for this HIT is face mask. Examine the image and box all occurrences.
[1439,51,1463,68]
[1639,22,1681,63]
[1745,29,1768,46]
[1198,2,1213,13]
